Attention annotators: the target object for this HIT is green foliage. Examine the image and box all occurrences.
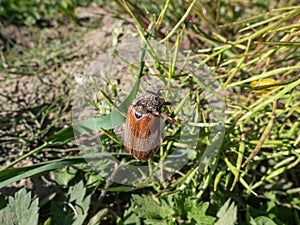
[250,216,278,225]
[0,182,98,225]
[50,181,91,225]
[187,202,215,225]
[215,199,237,225]
[120,194,236,224]
[0,0,94,26]
[132,194,173,219]
[0,189,39,225]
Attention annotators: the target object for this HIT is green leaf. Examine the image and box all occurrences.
[0,188,38,225]
[87,208,109,225]
[250,216,278,225]
[0,157,86,189]
[51,167,77,186]
[43,218,51,225]
[68,181,91,225]
[131,194,173,219]
[47,125,74,144]
[104,186,136,192]
[88,208,121,225]
[187,202,215,225]
[215,199,237,225]
[121,208,142,225]
[51,181,91,225]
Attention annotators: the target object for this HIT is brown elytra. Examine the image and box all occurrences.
[124,94,165,160]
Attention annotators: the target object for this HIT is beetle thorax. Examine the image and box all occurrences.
[133,94,164,117]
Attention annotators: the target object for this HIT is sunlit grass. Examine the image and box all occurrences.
[0,1,299,224]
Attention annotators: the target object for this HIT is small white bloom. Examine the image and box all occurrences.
[74,74,88,85]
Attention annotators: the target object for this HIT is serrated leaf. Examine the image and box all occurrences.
[120,208,142,225]
[0,207,13,225]
[51,181,91,225]
[0,188,38,225]
[68,180,86,202]
[131,194,173,219]
[187,202,215,225]
[68,181,91,225]
[215,199,237,225]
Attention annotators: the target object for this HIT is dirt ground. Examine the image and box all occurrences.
[0,6,139,195]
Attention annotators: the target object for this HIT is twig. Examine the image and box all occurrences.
[98,162,121,204]
[242,100,276,167]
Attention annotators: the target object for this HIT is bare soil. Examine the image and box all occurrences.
[0,5,137,195]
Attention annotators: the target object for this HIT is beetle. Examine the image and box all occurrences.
[124,93,172,160]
